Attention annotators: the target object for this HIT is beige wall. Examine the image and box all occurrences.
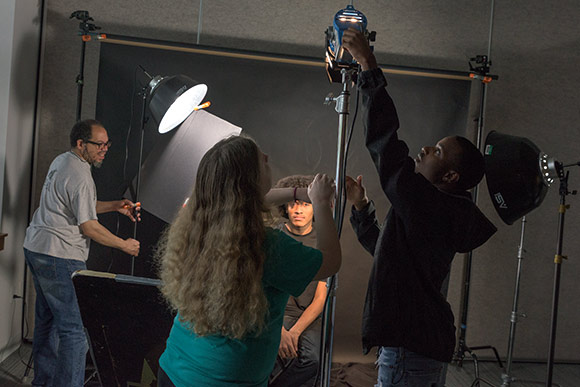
[26,0,580,363]
[0,0,42,362]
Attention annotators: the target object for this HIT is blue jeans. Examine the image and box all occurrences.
[269,317,321,387]
[24,248,88,387]
[375,347,444,387]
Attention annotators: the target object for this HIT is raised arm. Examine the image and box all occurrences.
[343,29,428,214]
[265,187,309,206]
[308,174,342,280]
[343,30,406,186]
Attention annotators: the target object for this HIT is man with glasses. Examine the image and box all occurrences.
[23,119,140,387]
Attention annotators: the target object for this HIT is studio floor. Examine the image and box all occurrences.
[1,343,579,386]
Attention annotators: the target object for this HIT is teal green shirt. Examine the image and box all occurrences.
[159,228,323,386]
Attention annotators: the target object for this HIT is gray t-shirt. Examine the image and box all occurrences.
[281,224,322,320]
[24,151,98,261]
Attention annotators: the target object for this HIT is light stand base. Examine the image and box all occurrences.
[454,343,503,387]
[501,374,559,387]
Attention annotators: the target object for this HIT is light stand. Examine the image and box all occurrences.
[453,2,505,385]
[500,216,540,387]
[499,216,558,387]
[453,54,503,387]
[546,163,578,386]
[318,5,371,385]
[132,81,149,275]
[484,130,578,387]
[129,69,208,275]
[319,67,355,386]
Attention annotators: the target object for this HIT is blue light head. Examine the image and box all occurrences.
[327,5,368,65]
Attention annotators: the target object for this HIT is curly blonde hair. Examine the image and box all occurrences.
[157,135,269,339]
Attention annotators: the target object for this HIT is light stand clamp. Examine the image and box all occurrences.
[70,10,105,122]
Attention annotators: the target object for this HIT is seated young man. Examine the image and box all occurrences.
[269,175,327,387]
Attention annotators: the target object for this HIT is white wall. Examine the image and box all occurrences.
[0,0,43,362]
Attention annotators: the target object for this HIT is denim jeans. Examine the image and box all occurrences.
[24,248,88,387]
[375,347,444,387]
[269,317,321,387]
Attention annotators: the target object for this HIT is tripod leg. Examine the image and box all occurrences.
[472,352,480,381]
[490,346,503,369]
[84,329,103,387]
[470,345,504,368]
[470,352,498,387]
[470,377,497,387]
[23,347,33,378]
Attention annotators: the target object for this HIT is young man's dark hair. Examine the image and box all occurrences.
[452,135,485,191]
[69,119,102,147]
[273,175,314,218]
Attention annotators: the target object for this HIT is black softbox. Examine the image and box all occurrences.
[484,131,553,225]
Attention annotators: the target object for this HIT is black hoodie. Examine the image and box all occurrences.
[350,68,497,362]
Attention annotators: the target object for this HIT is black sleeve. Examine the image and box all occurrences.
[358,68,440,225]
[349,201,380,256]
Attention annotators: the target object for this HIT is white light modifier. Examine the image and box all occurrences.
[158,84,208,134]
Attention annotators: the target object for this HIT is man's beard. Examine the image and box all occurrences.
[82,148,103,168]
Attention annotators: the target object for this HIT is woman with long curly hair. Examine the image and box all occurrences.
[157,135,341,386]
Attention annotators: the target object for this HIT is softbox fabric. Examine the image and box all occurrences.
[484,131,548,225]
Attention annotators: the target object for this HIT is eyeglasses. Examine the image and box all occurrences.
[85,140,112,150]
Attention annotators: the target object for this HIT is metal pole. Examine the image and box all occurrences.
[546,172,568,386]
[319,68,352,387]
[131,89,148,276]
[196,0,203,45]
[455,0,495,366]
[501,216,527,386]
[486,0,495,62]
[76,38,86,121]
[454,74,487,366]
